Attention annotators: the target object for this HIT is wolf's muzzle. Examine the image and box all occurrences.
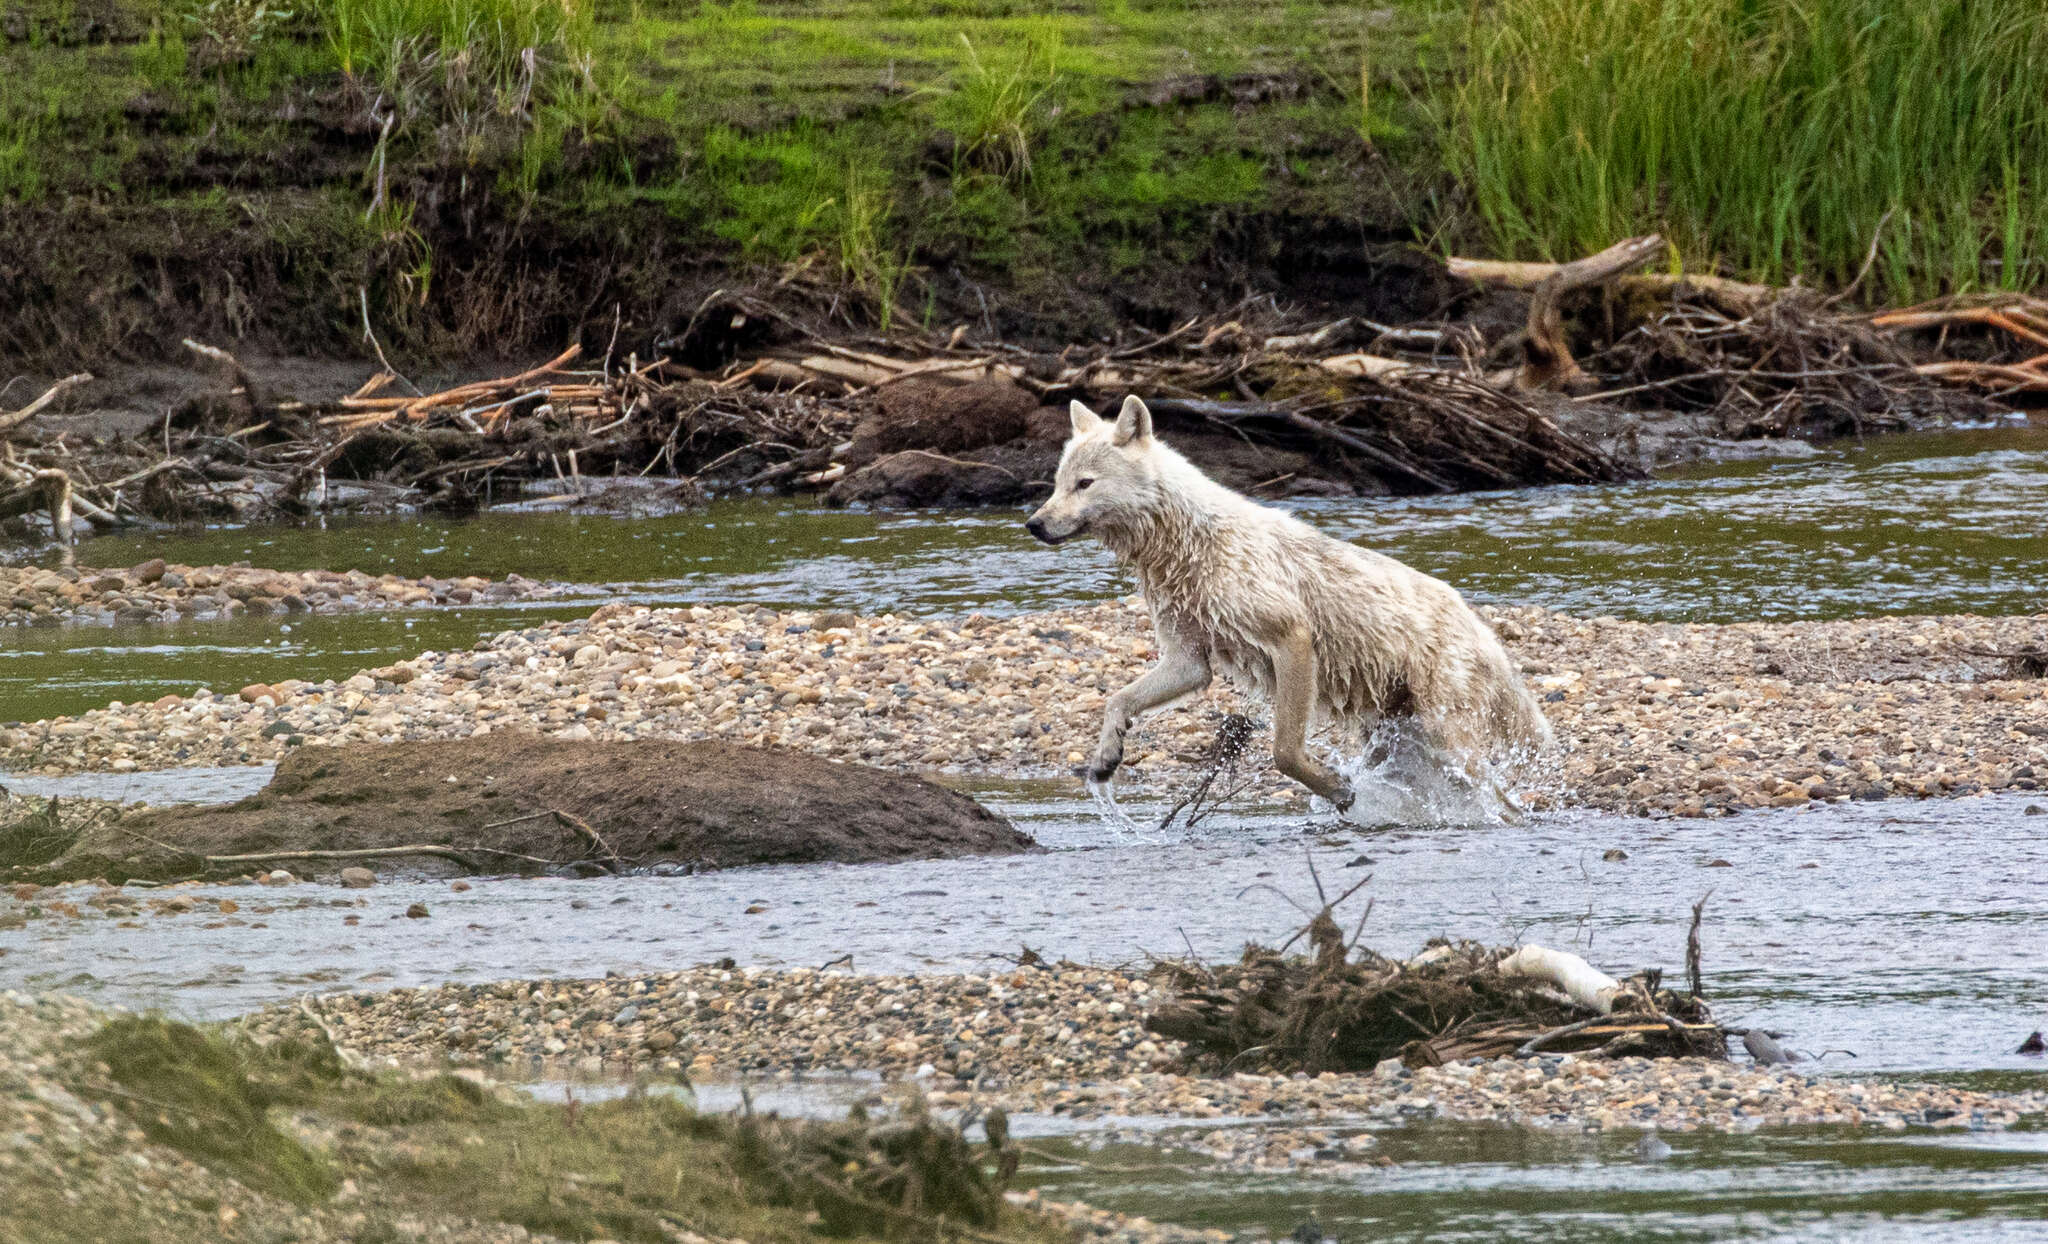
[1025,517,1063,545]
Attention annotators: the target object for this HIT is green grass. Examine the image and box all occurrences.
[1438,0,2048,302]
[84,1016,341,1204]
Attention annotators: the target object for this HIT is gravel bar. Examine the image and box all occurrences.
[4,600,2043,815]
[247,965,2048,1136]
[0,559,566,628]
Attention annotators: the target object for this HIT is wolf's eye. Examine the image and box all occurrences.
[1075,477,1095,491]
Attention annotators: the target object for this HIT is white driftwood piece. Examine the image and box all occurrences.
[1496,945,1624,1015]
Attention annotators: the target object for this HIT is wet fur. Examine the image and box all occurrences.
[1026,396,1553,809]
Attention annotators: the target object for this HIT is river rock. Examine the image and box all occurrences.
[340,866,377,888]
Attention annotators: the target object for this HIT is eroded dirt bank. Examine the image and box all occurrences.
[31,736,1032,882]
[5,601,2042,819]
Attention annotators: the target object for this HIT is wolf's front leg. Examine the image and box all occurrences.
[1090,640,1211,782]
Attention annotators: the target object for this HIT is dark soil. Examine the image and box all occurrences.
[38,736,1035,882]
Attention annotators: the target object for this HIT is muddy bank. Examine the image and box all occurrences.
[243,964,2048,1136]
[22,736,1031,882]
[4,601,2042,819]
[0,558,562,629]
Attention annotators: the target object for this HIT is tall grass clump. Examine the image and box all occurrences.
[318,0,595,104]
[1441,0,2048,301]
[939,32,1062,182]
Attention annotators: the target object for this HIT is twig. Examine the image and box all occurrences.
[199,845,480,870]
[359,287,422,396]
[1686,890,1711,999]
[550,807,624,872]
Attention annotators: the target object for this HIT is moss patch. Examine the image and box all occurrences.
[57,1013,1061,1244]
[82,1016,341,1205]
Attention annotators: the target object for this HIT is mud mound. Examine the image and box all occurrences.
[46,736,1033,881]
[852,379,1042,460]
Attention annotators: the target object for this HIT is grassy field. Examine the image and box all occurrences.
[0,0,1446,361]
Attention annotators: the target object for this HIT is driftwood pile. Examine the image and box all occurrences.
[3,234,2035,544]
[1146,882,1727,1071]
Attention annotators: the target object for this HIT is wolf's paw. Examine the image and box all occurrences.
[1085,746,1122,784]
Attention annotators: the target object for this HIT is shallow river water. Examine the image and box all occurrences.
[6,780,2045,1078]
[4,427,2047,1239]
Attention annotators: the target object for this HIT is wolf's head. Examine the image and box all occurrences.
[1024,395,1162,546]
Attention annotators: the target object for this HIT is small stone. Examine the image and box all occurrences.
[238,683,278,704]
[405,902,430,918]
[340,867,376,888]
[1602,848,1628,861]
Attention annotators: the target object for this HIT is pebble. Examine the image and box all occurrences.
[2,599,2041,818]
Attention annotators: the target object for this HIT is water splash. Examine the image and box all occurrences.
[1085,772,1148,836]
[1322,719,1559,829]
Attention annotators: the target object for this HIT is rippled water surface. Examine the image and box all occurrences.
[4,428,2042,722]
[1025,1122,2048,1243]
[6,783,2046,1078]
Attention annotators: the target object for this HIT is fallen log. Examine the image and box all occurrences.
[1497,944,1623,1014]
[1448,253,1789,318]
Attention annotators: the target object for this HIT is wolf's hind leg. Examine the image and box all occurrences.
[1090,638,1211,782]
[1270,626,1355,810]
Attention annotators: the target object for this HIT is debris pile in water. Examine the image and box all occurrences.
[1147,894,1726,1070]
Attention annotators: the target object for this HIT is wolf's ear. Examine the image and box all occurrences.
[1111,394,1153,447]
[1068,400,1105,438]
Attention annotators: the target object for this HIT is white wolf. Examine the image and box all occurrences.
[1025,395,1553,812]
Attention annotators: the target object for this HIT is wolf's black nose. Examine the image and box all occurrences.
[1025,517,1049,542]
